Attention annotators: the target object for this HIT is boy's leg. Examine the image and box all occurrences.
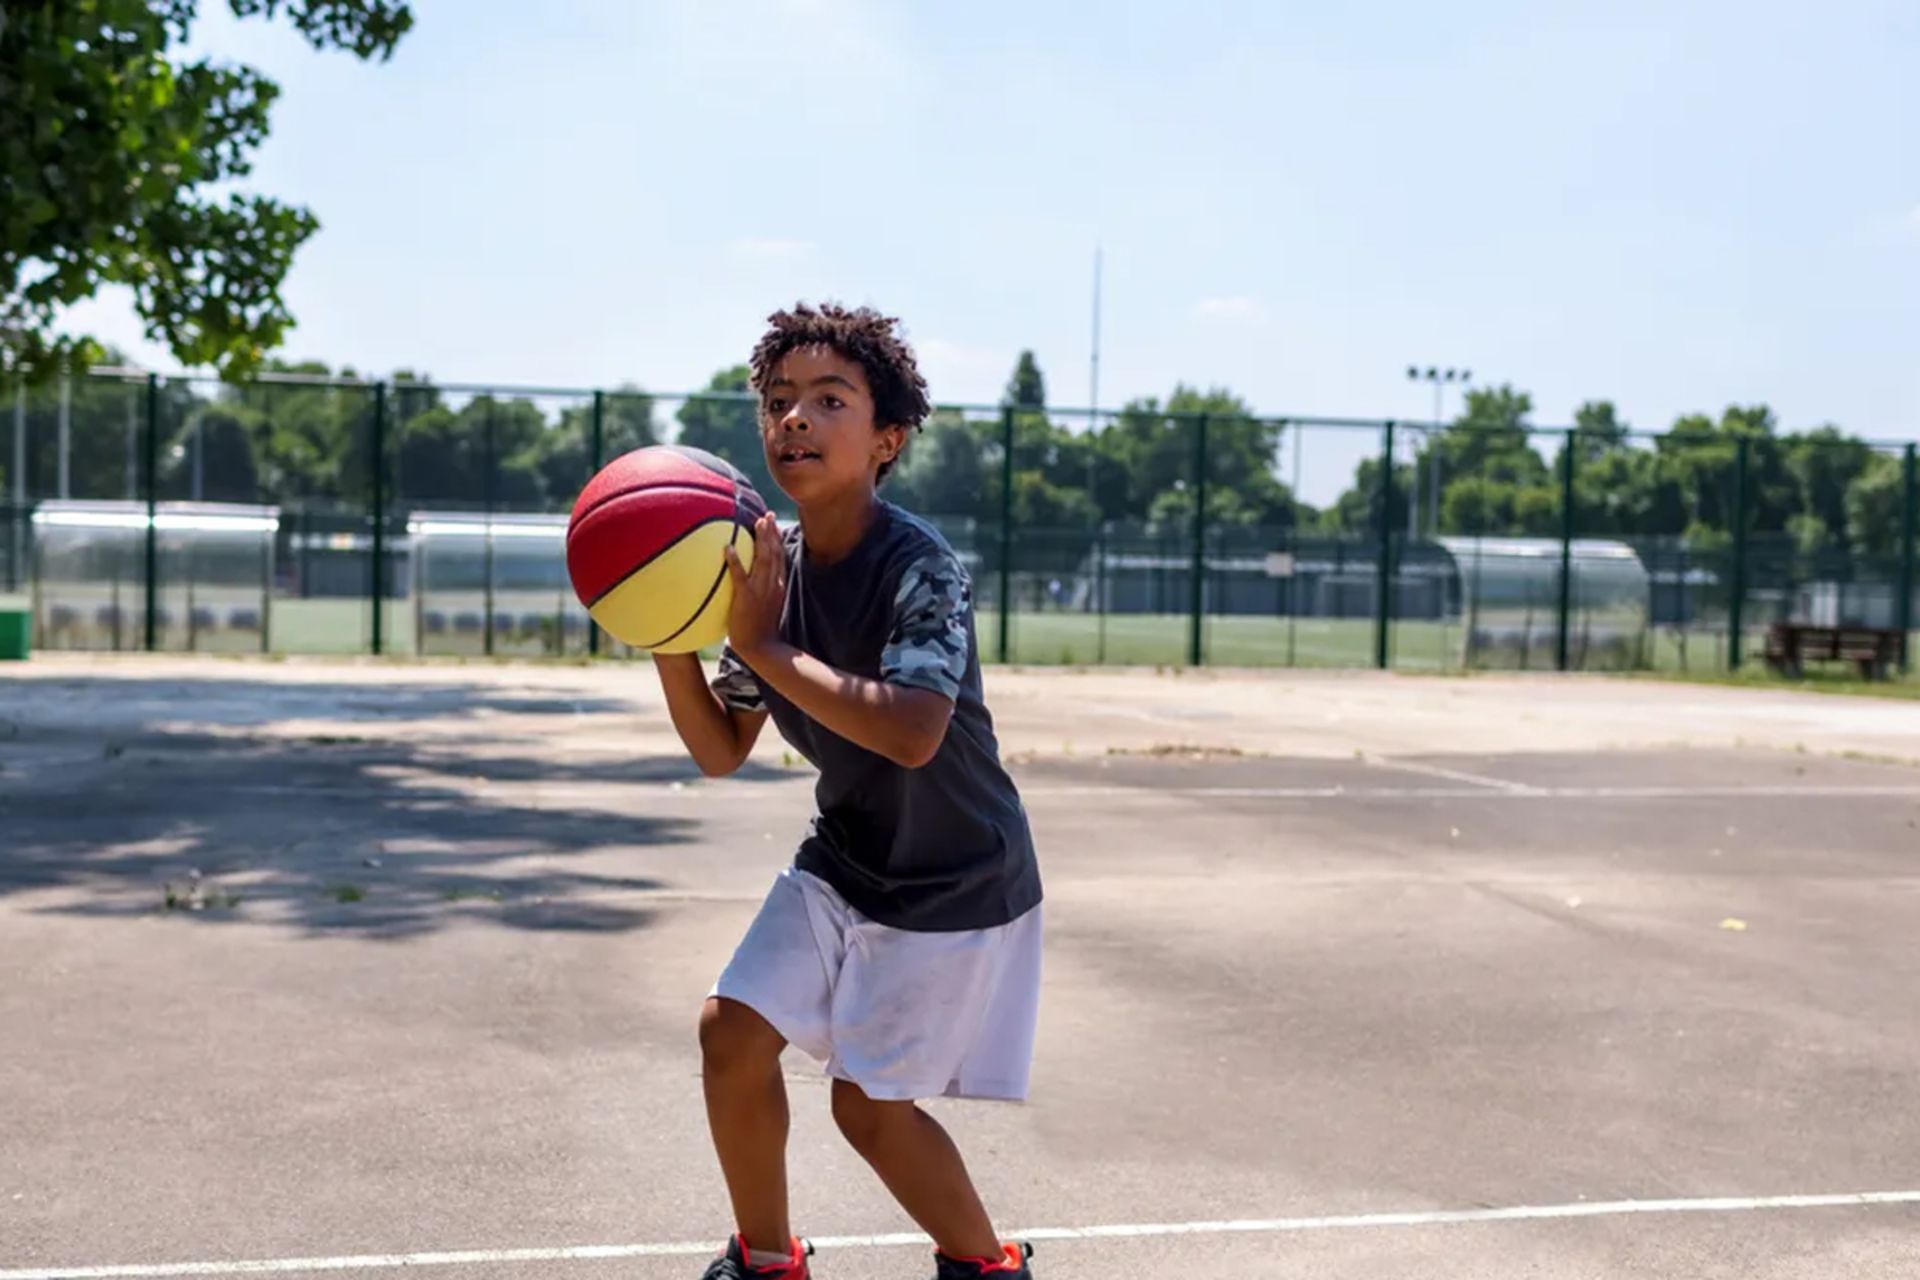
[829,1079,1002,1259]
[700,997,793,1253]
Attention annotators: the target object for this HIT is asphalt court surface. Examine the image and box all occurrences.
[3,658,1918,1277]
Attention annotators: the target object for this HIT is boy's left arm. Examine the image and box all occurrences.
[726,514,959,769]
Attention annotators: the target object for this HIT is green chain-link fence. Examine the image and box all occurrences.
[3,368,1913,677]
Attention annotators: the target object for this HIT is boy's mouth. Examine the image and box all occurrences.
[775,444,822,466]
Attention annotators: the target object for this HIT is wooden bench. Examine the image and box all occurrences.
[1764,623,1906,680]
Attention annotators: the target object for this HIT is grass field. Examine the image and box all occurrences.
[982,610,1868,678]
[23,593,1918,690]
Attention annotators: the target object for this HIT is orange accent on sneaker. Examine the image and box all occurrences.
[939,1243,1028,1273]
[735,1235,810,1278]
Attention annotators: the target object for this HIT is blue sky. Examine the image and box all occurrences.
[67,0,1920,502]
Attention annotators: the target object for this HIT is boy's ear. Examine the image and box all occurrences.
[874,423,908,466]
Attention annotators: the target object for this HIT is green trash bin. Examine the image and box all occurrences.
[0,599,30,660]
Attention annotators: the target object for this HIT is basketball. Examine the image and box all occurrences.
[566,445,769,653]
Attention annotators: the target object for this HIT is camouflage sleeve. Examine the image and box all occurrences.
[710,646,767,714]
[880,551,972,701]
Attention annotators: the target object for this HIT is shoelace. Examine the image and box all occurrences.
[700,1254,752,1280]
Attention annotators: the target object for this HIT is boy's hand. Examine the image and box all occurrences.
[724,512,787,662]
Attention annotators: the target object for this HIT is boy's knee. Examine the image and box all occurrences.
[831,1078,906,1156]
[698,998,782,1081]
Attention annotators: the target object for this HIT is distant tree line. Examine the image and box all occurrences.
[2,350,1906,560]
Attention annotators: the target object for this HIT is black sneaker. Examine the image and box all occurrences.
[934,1242,1034,1280]
[701,1235,812,1280]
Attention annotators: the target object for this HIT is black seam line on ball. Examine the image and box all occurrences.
[569,477,735,531]
[584,514,735,609]
[635,521,751,650]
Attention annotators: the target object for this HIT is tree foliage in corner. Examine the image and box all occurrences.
[0,0,413,384]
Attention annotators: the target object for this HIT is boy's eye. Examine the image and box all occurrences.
[821,395,844,411]
[765,397,789,415]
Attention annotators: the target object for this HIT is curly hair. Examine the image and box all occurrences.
[748,302,931,481]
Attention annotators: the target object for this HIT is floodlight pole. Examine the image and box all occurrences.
[1405,367,1470,538]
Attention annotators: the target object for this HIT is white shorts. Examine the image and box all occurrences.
[712,868,1043,1102]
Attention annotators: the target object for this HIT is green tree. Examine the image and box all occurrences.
[245,360,372,501]
[1011,470,1095,528]
[541,386,656,505]
[1099,386,1291,529]
[995,352,1104,528]
[1571,400,1630,463]
[1844,452,1906,557]
[1397,384,1549,536]
[1572,444,1658,537]
[1003,350,1046,410]
[1537,401,1633,536]
[676,365,775,502]
[1334,388,1540,537]
[888,409,989,518]
[1513,484,1560,536]
[1439,385,1543,479]
[168,399,262,501]
[1102,397,1195,522]
[395,394,546,508]
[1783,426,1873,555]
[1438,475,1504,535]
[1322,455,1410,536]
[3,351,156,500]
[1649,405,1793,542]
[2,1,414,383]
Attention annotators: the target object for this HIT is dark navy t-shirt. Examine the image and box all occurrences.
[710,502,1042,932]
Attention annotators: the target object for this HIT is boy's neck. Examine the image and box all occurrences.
[797,491,884,566]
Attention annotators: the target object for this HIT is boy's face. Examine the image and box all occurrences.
[760,344,905,505]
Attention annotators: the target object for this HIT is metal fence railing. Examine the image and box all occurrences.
[3,369,1915,676]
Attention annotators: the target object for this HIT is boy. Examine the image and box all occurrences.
[651,303,1043,1280]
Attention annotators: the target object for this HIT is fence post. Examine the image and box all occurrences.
[370,382,387,655]
[1375,420,1396,670]
[483,398,496,659]
[144,372,159,652]
[588,389,605,657]
[1728,436,1750,670]
[1900,443,1916,674]
[1095,519,1108,665]
[997,405,1013,664]
[8,384,22,592]
[58,367,71,499]
[1556,429,1576,671]
[1188,412,1209,667]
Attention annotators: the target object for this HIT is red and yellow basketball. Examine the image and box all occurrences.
[566,445,768,653]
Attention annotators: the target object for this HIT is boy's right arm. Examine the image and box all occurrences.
[651,652,767,776]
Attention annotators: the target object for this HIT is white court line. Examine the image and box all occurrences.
[1361,758,1540,793]
[1015,784,1920,801]
[215,782,1920,804]
[5,1190,1919,1278]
